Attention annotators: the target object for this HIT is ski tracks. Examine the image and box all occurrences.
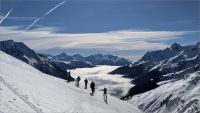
[68,98,85,113]
[63,87,86,113]
[0,76,44,113]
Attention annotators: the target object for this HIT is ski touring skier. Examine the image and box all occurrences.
[103,88,108,104]
[84,78,88,89]
[90,81,95,96]
[66,71,71,83]
[76,76,81,87]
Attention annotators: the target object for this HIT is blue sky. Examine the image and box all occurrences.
[0,0,199,60]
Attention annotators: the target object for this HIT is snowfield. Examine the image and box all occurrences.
[129,71,200,113]
[70,66,134,97]
[0,51,141,113]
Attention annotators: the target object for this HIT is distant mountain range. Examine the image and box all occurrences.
[50,52,130,66]
[110,42,200,98]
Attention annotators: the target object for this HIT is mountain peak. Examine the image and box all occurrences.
[73,54,83,57]
[0,40,15,46]
[59,52,67,56]
[195,41,200,48]
[1,39,14,43]
[53,52,73,61]
[139,42,198,62]
[0,40,37,59]
[171,42,181,49]
[56,52,70,58]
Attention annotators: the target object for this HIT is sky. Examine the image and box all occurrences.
[0,0,199,60]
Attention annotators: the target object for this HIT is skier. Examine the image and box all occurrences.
[84,78,88,89]
[76,76,81,87]
[90,81,95,96]
[103,88,108,103]
[66,71,71,83]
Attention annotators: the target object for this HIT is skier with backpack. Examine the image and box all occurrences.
[84,78,88,89]
[90,81,95,96]
[76,76,81,87]
[66,71,72,83]
[103,88,108,104]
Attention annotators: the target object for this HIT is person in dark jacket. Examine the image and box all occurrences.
[84,78,88,89]
[103,88,108,103]
[67,71,71,83]
[90,81,95,96]
[76,76,81,87]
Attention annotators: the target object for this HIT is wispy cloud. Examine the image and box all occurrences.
[25,1,66,31]
[0,16,44,20]
[45,1,66,16]
[0,26,194,52]
[0,9,13,25]
[24,18,40,31]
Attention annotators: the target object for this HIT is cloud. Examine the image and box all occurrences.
[0,26,193,53]
[0,9,13,25]
[45,1,66,16]
[70,65,134,97]
[0,16,44,20]
[24,18,41,31]
[25,1,66,31]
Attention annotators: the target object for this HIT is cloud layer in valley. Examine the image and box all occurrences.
[69,65,134,98]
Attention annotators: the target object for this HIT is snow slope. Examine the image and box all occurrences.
[0,51,141,113]
[70,66,134,97]
[129,71,200,113]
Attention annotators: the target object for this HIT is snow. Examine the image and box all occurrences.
[0,51,141,113]
[129,71,200,113]
[69,66,134,97]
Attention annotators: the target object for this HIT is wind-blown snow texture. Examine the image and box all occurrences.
[0,51,141,113]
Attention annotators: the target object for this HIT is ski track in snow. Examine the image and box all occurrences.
[67,87,86,113]
[0,76,44,113]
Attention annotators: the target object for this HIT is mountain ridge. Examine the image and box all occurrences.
[51,52,131,66]
[0,40,74,81]
[110,42,200,98]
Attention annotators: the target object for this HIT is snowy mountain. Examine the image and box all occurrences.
[54,60,94,70]
[53,52,73,61]
[52,53,131,66]
[0,51,142,113]
[48,52,94,69]
[139,43,197,62]
[0,40,74,81]
[111,42,199,96]
[129,71,200,113]
[110,42,199,112]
